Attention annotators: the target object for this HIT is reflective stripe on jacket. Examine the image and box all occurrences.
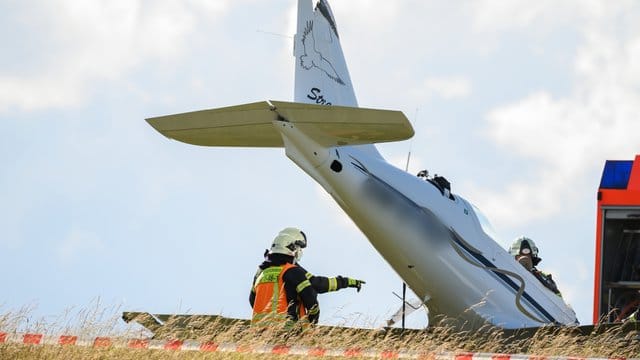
[251,263,307,324]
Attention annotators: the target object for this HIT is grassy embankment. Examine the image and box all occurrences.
[1,305,639,359]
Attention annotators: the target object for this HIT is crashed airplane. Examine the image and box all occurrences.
[146,0,579,329]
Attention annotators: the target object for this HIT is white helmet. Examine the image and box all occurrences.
[270,227,307,262]
[509,236,539,257]
[509,236,540,264]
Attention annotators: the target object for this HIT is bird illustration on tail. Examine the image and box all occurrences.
[299,20,345,86]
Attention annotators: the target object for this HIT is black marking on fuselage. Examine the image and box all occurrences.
[448,230,558,324]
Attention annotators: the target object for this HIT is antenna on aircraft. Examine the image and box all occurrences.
[403,108,419,174]
[256,29,293,39]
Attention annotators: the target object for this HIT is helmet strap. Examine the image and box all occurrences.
[293,248,303,263]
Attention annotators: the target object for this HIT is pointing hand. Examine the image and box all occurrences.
[347,278,366,292]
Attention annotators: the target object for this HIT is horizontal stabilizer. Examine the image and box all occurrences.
[147,101,283,147]
[146,101,413,147]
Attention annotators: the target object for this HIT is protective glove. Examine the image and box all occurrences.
[347,278,366,292]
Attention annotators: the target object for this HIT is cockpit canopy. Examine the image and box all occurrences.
[471,203,500,243]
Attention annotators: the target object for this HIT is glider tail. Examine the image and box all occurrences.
[145,0,415,151]
[294,0,357,107]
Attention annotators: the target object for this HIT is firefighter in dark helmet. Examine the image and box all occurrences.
[249,227,365,325]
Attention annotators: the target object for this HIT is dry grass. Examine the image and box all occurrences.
[1,305,639,359]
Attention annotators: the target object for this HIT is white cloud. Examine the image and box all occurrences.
[405,76,472,107]
[470,0,576,33]
[331,1,400,28]
[471,2,640,228]
[422,76,472,100]
[0,0,230,112]
[469,0,637,34]
[546,258,591,313]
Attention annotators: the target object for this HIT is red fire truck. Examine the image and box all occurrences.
[594,155,640,323]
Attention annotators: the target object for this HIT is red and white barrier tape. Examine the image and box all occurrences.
[0,332,634,359]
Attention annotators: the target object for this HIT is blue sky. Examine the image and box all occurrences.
[2,0,640,329]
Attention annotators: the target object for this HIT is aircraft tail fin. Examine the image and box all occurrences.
[294,0,357,107]
[146,1,415,152]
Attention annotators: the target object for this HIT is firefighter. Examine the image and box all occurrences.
[249,227,365,326]
[509,236,562,296]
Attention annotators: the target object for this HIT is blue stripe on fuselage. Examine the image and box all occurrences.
[349,157,557,324]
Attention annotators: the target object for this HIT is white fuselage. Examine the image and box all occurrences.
[277,122,578,329]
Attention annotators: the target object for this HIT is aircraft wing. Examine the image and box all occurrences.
[146,100,414,148]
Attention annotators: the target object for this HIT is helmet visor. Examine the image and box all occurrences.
[295,231,307,249]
